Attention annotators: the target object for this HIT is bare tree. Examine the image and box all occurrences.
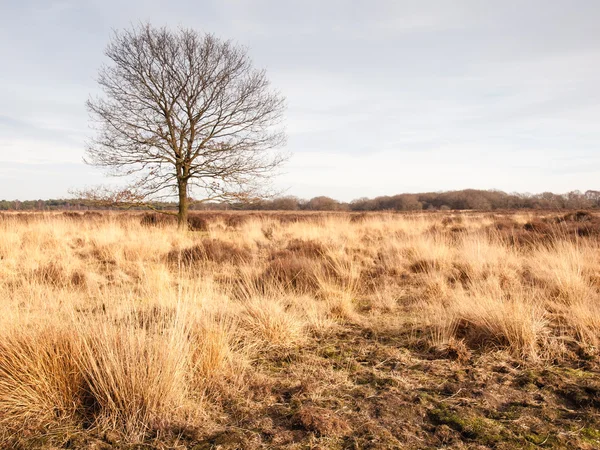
[85,23,287,228]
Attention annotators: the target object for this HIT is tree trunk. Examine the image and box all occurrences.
[177,179,189,230]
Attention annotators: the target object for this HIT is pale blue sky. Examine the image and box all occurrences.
[1,0,599,201]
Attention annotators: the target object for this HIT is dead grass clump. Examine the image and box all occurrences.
[168,239,252,266]
[189,315,245,392]
[277,213,327,225]
[84,211,104,220]
[558,211,594,223]
[0,306,244,446]
[33,262,67,286]
[70,270,87,288]
[201,239,252,264]
[12,213,35,223]
[284,239,325,258]
[420,272,453,302]
[372,246,404,277]
[76,317,191,440]
[225,215,248,228]
[420,277,552,360]
[63,211,83,220]
[360,263,403,293]
[448,262,473,287]
[409,259,441,274]
[140,213,177,227]
[523,220,553,234]
[426,224,442,235]
[276,214,303,224]
[575,224,600,237]
[261,225,275,240]
[242,298,305,348]
[167,245,203,265]
[323,290,356,320]
[261,256,320,292]
[547,211,600,239]
[452,286,549,359]
[497,226,552,248]
[527,241,597,304]
[133,305,177,331]
[493,218,520,231]
[487,214,600,245]
[446,226,468,244]
[350,213,369,223]
[0,327,81,444]
[88,243,119,268]
[441,216,463,226]
[567,299,600,350]
[187,215,209,232]
[319,250,363,292]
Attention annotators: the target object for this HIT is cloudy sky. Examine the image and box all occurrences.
[1,1,599,201]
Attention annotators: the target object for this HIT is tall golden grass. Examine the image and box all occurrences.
[0,211,598,445]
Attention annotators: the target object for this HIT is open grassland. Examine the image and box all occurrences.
[1,210,600,449]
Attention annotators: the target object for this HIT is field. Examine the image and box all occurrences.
[1,210,600,449]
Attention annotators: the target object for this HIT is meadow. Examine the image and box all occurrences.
[0,210,599,449]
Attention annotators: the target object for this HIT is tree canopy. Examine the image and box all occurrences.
[85,23,287,227]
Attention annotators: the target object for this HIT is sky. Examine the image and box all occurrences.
[1,0,599,201]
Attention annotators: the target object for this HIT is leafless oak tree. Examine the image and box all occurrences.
[85,23,287,228]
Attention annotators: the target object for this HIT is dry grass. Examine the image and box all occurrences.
[0,211,599,447]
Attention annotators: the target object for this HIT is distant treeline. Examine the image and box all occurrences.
[2,189,600,212]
